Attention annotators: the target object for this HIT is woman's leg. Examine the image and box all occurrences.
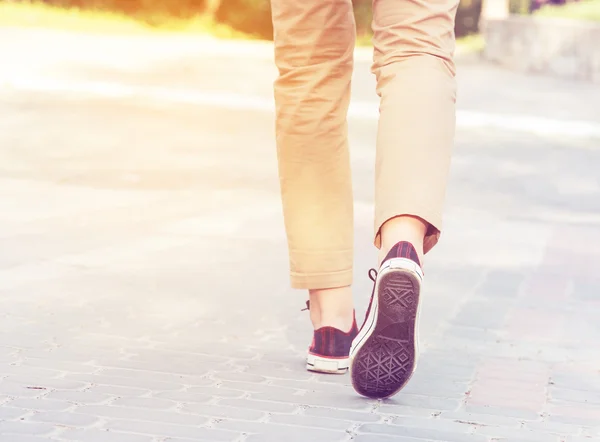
[372,0,459,259]
[271,0,356,331]
[350,0,459,397]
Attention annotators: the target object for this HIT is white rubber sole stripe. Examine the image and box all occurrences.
[306,353,349,375]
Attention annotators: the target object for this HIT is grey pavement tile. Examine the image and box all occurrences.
[451,299,513,330]
[152,390,216,403]
[214,372,267,384]
[242,368,315,383]
[213,420,348,442]
[98,368,214,387]
[439,411,524,428]
[267,378,348,394]
[84,384,150,398]
[463,404,542,420]
[67,373,181,392]
[44,390,113,405]
[0,405,30,420]
[75,405,209,425]
[524,420,584,436]
[217,380,301,395]
[181,403,266,420]
[59,428,154,442]
[352,436,437,442]
[474,270,527,299]
[379,395,463,412]
[5,398,74,412]
[28,411,100,427]
[303,406,382,422]
[19,358,98,375]
[550,373,600,393]
[0,437,60,442]
[399,379,470,398]
[249,390,374,411]
[390,416,477,433]
[357,423,486,442]
[564,437,600,442]
[110,396,179,410]
[267,413,354,431]
[0,421,56,436]
[104,419,240,441]
[0,382,53,399]
[376,405,442,418]
[217,398,299,413]
[475,426,562,442]
[550,388,600,405]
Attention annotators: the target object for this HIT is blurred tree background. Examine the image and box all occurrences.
[34,0,486,39]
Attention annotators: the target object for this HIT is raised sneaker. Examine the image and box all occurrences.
[305,302,359,374]
[349,241,423,398]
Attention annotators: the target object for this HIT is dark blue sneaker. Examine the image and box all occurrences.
[305,302,359,374]
[349,241,423,398]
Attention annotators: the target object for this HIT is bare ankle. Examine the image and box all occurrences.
[308,286,354,331]
[379,215,426,266]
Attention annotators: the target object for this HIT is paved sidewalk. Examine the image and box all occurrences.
[0,28,599,442]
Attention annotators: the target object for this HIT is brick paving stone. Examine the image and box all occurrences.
[358,423,487,442]
[0,421,56,437]
[67,373,182,392]
[267,413,354,431]
[44,390,114,405]
[152,390,215,403]
[75,405,209,426]
[110,396,179,410]
[213,421,348,442]
[249,390,374,411]
[439,410,523,428]
[379,395,463,412]
[28,411,100,427]
[303,406,382,423]
[524,420,585,436]
[104,419,241,441]
[180,403,266,420]
[378,405,443,418]
[217,398,299,413]
[83,384,150,398]
[475,425,561,442]
[352,436,438,442]
[547,402,600,427]
[550,388,600,405]
[59,428,154,442]
[390,416,477,433]
[463,404,542,420]
[3,437,60,442]
[98,368,214,387]
[217,380,301,395]
[0,406,30,420]
[5,398,74,412]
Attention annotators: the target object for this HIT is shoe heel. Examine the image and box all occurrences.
[306,354,349,374]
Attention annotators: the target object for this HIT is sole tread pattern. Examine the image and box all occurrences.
[351,270,420,399]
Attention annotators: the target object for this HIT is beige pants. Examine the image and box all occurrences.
[272,0,459,290]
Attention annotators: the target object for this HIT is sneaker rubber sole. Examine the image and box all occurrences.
[349,257,422,399]
[306,353,349,374]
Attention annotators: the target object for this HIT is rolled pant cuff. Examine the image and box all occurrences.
[374,205,443,255]
[290,269,353,290]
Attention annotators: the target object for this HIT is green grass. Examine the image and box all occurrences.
[0,1,248,37]
[536,0,600,22]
